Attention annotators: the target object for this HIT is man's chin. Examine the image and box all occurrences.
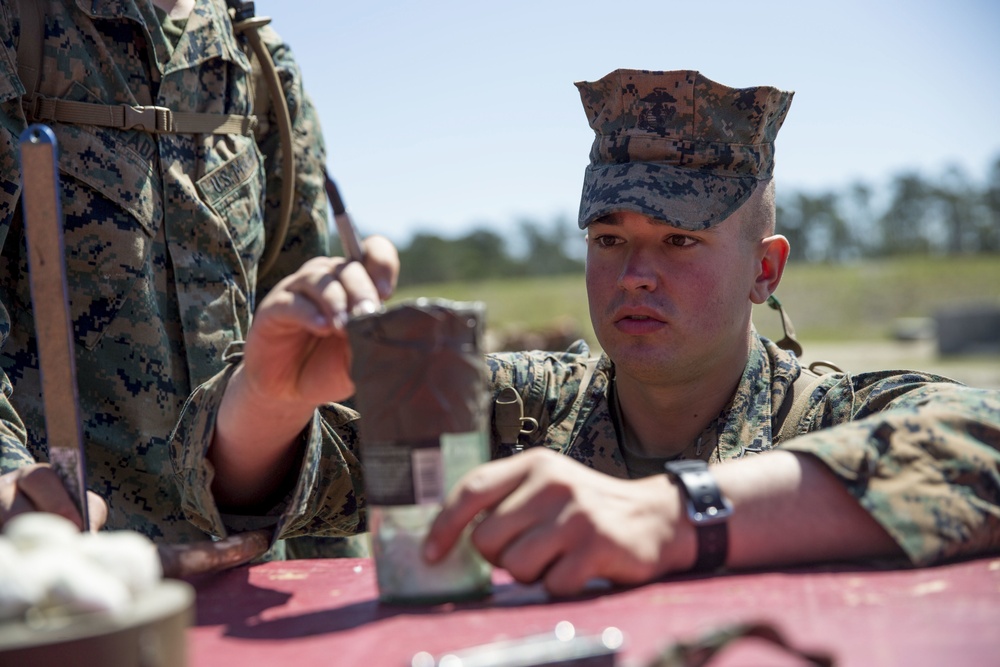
[602,339,678,378]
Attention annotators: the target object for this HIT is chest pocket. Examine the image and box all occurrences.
[195,139,265,276]
[14,118,163,351]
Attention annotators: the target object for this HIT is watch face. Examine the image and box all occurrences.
[667,461,732,525]
[664,459,707,475]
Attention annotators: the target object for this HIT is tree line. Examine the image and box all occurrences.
[335,155,1000,288]
[779,157,1000,262]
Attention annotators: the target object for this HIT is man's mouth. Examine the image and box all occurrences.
[616,311,662,323]
[613,310,667,334]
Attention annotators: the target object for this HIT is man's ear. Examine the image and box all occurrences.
[750,234,789,304]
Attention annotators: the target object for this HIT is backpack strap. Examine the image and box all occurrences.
[14,0,42,100]
[14,0,258,135]
[775,361,843,444]
[228,3,295,279]
[24,97,258,135]
[568,356,599,430]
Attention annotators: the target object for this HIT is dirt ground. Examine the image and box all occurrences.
[799,339,1000,389]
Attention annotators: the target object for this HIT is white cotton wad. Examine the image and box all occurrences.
[0,513,163,622]
[0,540,43,620]
[3,511,80,551]
[78,530,163,597]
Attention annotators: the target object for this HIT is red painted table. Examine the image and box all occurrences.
[187,556,1000,666]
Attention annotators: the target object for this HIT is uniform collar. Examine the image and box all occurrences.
[572,334,801,476]
[74,0,246,75]
[715,333,801,460]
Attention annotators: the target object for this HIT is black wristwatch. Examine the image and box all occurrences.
[664,459,732,572]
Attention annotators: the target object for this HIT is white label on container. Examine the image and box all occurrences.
[411,447,444,505]
[441,431,489,494]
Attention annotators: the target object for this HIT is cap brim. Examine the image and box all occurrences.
[578,161,755,231]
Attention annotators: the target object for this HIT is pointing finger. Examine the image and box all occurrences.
[423,452,539,563]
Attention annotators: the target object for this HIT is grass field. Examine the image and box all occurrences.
[389,254,1000,388]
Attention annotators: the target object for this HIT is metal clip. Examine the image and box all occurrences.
[766,294,803,357]
[738,445,765,459]
[494,386,538,456]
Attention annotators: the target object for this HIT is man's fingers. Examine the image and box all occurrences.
[255,250,392,340]
[361,235,399,301]
[0,465,84,530]
[86,490,108,532]
[469,464,576,563]
[0,484,36,524]
[490,520,568,584]
[0,466,42,523]
[281,257,381,329]
[17,465,86,528]
[0,467,108,533]
[424,453,538,562]
[334,261,381,316]
[541,544,602,597]
[278,257,351,330]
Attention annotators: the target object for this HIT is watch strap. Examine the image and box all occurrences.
[664,460,731,572]
[692,522,727,572]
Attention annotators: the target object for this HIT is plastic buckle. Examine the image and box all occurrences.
[123,105,173,132]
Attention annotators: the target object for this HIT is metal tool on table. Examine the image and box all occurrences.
[411,621,623,667]
[18,124,270,577]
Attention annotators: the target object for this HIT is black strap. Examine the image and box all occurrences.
[649,621,834,667]
[665,460,731,572]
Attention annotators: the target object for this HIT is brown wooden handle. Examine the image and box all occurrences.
[157,529,272,579]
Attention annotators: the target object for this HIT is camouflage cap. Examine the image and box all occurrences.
[576,69,794,230]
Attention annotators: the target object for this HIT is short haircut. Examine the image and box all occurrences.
[740,179,776,242]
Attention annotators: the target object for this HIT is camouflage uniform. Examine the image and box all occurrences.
[178,66,1000,569]
[556,68,1000,565]
[178,326,1000,566]
[0,0,366,552]
[488,337,1000,566]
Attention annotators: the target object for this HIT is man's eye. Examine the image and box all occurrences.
[666,235,696,247]
[592,235,620,248]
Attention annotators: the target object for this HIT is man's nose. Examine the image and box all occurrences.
[618,248,657,291]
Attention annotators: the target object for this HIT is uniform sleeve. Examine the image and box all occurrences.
[0,4,35,473]
[168,346,367,540]
[779,380,1000,565]
[166,22,356,540]
[252,23,330,298]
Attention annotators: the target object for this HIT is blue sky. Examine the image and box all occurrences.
[253,0,1000,246]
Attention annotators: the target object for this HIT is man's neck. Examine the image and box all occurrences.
[151,0,195,19]
[613,341,750,460]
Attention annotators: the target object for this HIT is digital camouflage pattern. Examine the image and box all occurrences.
[486,335,1000,566]
[180,329,1000,566]
[0,0,366,553]
[576,69,794,231]
[17,9,989,573]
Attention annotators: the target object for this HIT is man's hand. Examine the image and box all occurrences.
[210,236,399,509]
[423,447,696,597]
[240,235,399,409]
[423,448,904,598]
[0,463,107,531]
